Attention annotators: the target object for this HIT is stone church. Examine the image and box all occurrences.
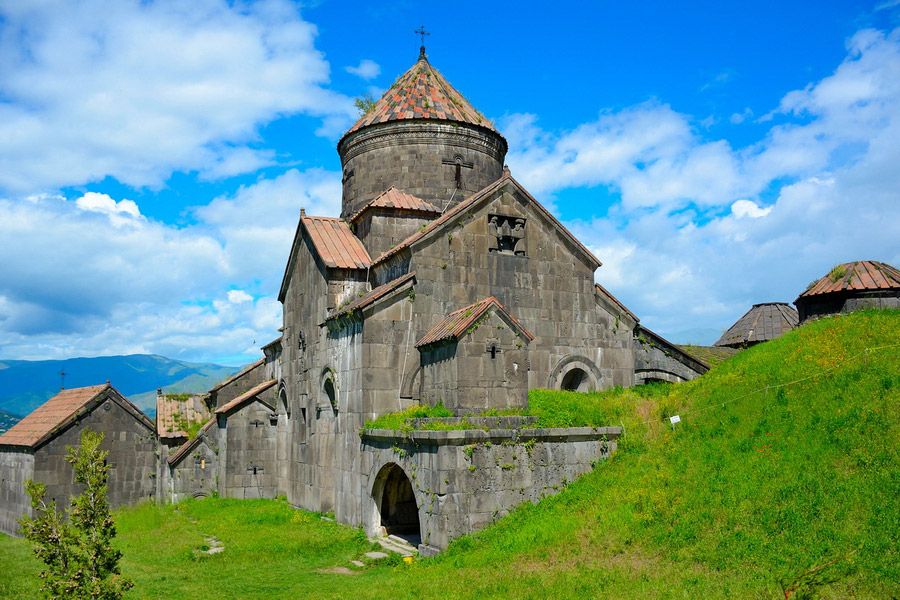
[2,48,706,552]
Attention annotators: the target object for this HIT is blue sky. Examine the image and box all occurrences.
[1,0,899,365]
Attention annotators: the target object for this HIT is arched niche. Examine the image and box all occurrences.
[549,355,602,392]
[370,462,422,546]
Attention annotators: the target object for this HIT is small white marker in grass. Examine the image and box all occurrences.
[669,415,681,430]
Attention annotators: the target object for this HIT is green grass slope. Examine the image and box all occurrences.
[1,310,897,599]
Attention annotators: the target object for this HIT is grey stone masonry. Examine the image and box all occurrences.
[338,120,506,219]
[633,326,709,385]
[0,449,34,537]
[359,424,621,554]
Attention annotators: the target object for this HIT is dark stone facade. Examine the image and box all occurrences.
[0,388,156,537]
[338,120,506,219]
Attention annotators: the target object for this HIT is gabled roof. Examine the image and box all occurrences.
[214,379,278,416]
[167,417,217,466]
[371,171,602,271]
[302,215,371,270]
[348,187,440,223]
[595,283,639,324]
[0,384,153,449]
[342,53,499,138]
[207,358,264,394]
[796,260,900,299]
[278,213,372,302]
[714,302,798,348]
[416,297,534,348]
[326,271,416,322]
[156,393,211,440]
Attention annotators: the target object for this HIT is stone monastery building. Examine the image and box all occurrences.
[1,48,707,553]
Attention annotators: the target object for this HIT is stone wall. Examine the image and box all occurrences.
[359,424,621,554]
[209,360,267,411]
[217,398,278,500]
[355,212,434,260]
[338,120,506,218]
[796,291,900,323]
[0,449,34,536]
[633,326,709,384]
[420,309,529,413]
[31,396,157,513]
[169,435,219,503]
[371,183,637,394]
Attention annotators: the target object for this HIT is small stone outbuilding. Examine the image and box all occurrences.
[795,260,900,323]
[0,384,156,536]
[714,302,799,349]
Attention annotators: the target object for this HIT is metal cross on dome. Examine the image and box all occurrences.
[415,25,430,57]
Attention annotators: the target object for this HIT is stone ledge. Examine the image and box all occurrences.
[408,416,539,429]
[360,426,621,446]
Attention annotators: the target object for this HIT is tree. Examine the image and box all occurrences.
[354,93,376,116]
[19,429,133,600]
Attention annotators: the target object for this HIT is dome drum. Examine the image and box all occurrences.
[338,119,506,219]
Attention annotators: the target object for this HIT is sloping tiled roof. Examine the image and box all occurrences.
[214,379,278,416]
[207,358,264,394]
[156,393,211,439]
[343,53,498,137]
[797,260,900,298]
[416,297,534,348]
[167,417,217,466]
[0,384,152,449]
[595,283,639,323]
[349,187,441,223]
[302,215,371,270]
[714,302,798,348]
[327,272,416,321]
[372,171,602,270]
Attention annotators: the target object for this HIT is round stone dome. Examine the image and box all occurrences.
[337,51,507,218]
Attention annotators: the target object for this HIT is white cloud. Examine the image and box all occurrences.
[0,0,356,195]
[0,166,342,363]
[731,199,772,219]
[345,59,381,80]
[227,290,253,304]
[544,27,900,339]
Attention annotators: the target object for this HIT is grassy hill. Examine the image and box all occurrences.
[0,354,240,418]
[1,310,897,599]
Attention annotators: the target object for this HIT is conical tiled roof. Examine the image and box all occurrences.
[797,260,900,298]
[714,302,798,348]
[343,52,497,136]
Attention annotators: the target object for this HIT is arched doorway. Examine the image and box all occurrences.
[561,367,590,391]
[372,463,421,545]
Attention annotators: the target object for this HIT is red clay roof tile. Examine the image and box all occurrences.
[348,188,440,223]
[343,55,498,137]
[416,297,534,347]
[302,216,371,270]
[797,260,900,298]
[0,384,152,449]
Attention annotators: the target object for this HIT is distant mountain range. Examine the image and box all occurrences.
[0,355,242,425]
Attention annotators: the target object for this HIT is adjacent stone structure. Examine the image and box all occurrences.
[266,49,705,553]
[714,302,799,349]
[795,260,900,323]
[2,49,709,551]
[0,384,156,536]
